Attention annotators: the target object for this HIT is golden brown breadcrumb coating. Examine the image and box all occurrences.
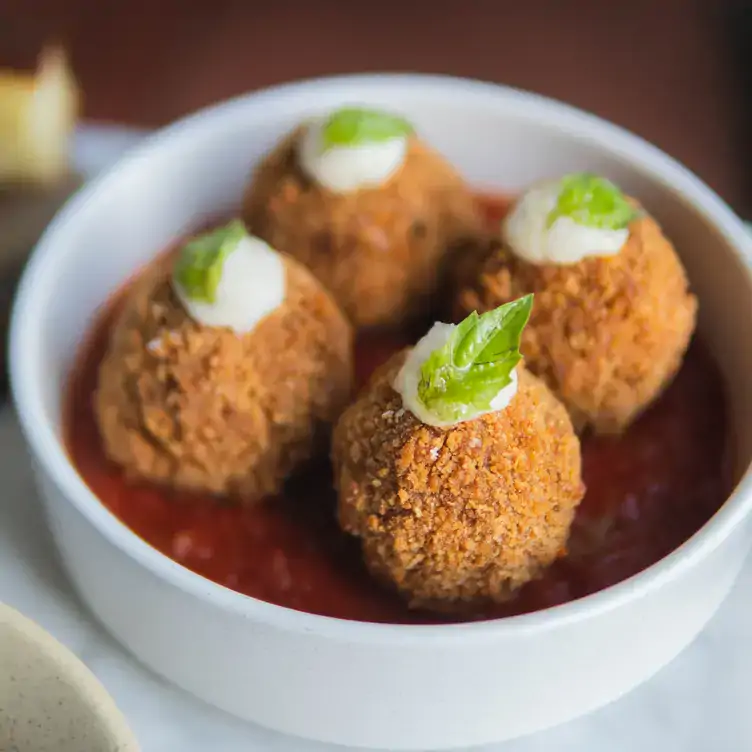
[332,353,584,613]
[455,214,697,434]
[95,251,353,503]
[242,129,483,329]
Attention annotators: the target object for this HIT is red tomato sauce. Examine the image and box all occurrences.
[64,196,733,624]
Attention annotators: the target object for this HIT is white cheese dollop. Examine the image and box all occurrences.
[297,117,407,193]
[393,322,519,428]
[502,180,629,265]
[173,235,285,335]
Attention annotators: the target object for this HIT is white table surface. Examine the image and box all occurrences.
[1,126,751,752]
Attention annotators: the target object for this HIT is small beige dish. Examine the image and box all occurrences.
[0,603,139,752]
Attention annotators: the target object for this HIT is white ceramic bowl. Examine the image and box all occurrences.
[10,74,752,751]
[0,603,139,751]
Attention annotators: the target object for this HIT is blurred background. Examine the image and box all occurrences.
[1,0,750,215]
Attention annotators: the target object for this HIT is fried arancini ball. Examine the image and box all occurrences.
[242,127,482,329]
[332,354,584,613]
[455,214,698,434]
[95,252,352,503]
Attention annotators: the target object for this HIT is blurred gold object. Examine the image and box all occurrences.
[0,46,82,390]
[0,46,79,185]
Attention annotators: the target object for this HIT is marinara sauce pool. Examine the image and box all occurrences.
[64,195,733,624]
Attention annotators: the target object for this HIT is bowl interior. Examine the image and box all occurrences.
[0,605,139,752]
[11,75,752,624]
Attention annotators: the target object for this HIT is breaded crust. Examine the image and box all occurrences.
[242,129,483,329]
[95,252,353,502]
[332,353,585,613]
[455,214,698,434]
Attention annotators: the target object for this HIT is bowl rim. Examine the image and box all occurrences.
[0,603,140,749]
[10,72,752,647]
